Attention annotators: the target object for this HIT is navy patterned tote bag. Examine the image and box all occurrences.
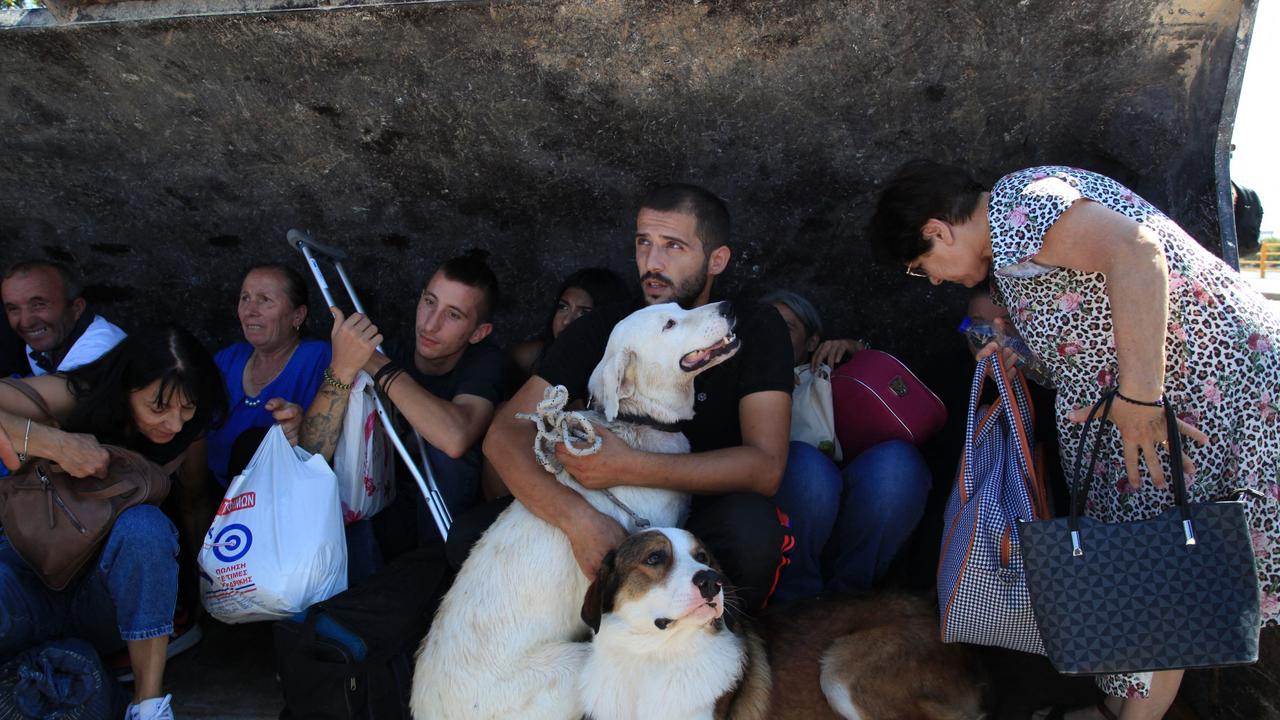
[1020,393,1261,674]
[939,355,1053,654]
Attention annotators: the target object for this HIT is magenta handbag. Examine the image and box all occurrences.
[831,349,947,459]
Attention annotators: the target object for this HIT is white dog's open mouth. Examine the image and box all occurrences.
[680,334,739,372]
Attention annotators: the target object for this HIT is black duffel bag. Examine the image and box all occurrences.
[273,544,452,720]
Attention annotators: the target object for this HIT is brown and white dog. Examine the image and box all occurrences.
[580,528,984,720]
[412,303,740,720]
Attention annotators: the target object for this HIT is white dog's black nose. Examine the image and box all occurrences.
[716,300,735,321]
[692,569,723,600]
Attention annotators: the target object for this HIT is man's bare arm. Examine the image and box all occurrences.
[485,375,593,522]
[484,374,625,577]
[372,354,495,459]
[557,390,792,496]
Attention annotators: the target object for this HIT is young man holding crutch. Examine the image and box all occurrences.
[300,251,504,557]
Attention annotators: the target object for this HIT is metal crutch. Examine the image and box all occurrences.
[286,229,453,540]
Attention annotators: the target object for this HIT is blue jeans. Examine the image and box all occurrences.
[772,440,932,602]
[0,505,179,663]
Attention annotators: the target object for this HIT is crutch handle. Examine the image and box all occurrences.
[286,228,453,540]
[286,228,348,262]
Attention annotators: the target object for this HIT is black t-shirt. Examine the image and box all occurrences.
[538,300,793,452]
[390,337,504,406]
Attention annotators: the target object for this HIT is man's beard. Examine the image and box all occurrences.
[642,262,709,309]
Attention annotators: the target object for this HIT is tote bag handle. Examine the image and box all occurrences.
[959,355,1039,508]
[1068,394,1193,555]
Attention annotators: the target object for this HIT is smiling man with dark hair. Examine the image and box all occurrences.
[2,259,126,377]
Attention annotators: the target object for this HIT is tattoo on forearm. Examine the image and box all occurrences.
[300,384,351,462]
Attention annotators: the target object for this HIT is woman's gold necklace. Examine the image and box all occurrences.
[243,339,299,406]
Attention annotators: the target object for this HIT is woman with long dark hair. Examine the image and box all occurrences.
[506,267,632,392]
[0,324,228,720]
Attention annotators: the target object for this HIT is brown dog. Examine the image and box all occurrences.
[580,528,983,720]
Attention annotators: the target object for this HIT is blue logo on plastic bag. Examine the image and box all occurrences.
[212,523,253,562]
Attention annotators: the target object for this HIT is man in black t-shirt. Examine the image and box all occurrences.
[301,252,503,554]
[484,184,794,611]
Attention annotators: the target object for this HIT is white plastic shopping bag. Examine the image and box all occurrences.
[199,424,348,624]
[332,370,396,524]
[791,364,843,462]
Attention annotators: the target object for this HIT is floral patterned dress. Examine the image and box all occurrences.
[988,166,1280,698]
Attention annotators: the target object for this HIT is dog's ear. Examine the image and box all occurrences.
[587,348,636,421]
[581,550,619,634]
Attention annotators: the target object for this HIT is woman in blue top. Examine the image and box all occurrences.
[207,264,331,487]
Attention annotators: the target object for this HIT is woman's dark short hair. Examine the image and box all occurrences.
[640,183,731,255]
[539,267,633,341]
[867,160,988,265]
[438,249,501,324]
[64,325,229,464]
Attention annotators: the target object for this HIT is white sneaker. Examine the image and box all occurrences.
[126,694,175,720]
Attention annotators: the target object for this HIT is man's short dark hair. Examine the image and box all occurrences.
[640,183,731,255]
[2,259,83,302]
[437,249,501,323]
[867,160,987,266]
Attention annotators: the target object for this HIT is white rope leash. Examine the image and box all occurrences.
[515,385,602,473]
[516,385,650,529]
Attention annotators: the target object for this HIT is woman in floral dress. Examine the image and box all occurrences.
[868,160,1280,720]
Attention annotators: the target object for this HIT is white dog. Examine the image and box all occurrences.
[411,302,740,720]
[579,527,767,720]
[580,528,984,720]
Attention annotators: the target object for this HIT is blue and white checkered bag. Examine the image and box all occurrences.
[938,355,1052,654]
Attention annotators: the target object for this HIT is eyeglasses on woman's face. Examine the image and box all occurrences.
[905,262,930,279]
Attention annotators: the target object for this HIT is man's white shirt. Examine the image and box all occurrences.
[27,314,127,376]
